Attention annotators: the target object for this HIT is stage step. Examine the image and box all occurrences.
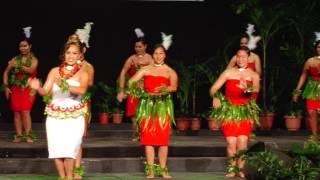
[0,157,228,174]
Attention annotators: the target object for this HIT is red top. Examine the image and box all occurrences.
[308,66,320,80]
[247,62,255,71]
[225,79,254,105]
[144,75,170,93]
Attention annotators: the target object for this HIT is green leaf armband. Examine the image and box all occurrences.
[292,89,302,96]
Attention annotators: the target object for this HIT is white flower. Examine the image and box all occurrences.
[76,22,94,48]
[161,32,173,50]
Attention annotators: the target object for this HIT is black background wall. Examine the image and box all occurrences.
[0,0,243,123]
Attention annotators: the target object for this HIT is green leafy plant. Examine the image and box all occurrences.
[232,0,286,112]
[93,81,115,113]
[285,101,303,117]
[232,141,320,180]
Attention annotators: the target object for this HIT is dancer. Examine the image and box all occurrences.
[70,22,95,180]
[117,28,153,141]
[227,24,262,76]
[128,32,177,179]
[29,34,89,180]
[293,33,320,142]
[2,26,38,143]
[210,46,260,178]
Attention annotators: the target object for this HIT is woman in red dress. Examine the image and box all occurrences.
[128,43,177,178]
[293,40,320,142]
[210,46,260,178]
[2,26,38,143]
[227,31,262,76]
[117,29,153,141]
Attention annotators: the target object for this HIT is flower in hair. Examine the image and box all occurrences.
[161,32,173,50]
[23,26,32,38]
[75,22,94,48]
[134,28,145,38]
[245,23,261,50]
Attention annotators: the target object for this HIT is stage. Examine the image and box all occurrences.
[0,123,311,179]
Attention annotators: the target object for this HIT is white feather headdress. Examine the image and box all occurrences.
[23,26,32,38]
[75,22,94,48]
[314,32,320,42]
[245,23,261,50]
[161,32,173,50]
[134,28,144,38]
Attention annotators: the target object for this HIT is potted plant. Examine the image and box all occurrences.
[93,82,114,124]
[111,103,124,124]
[173,61,192,131]
[259,66,285,131]
[193,60,223,131]
[203,111,221,131]
[284,102,303,131]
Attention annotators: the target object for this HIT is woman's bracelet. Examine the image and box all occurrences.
[292,89,302,96]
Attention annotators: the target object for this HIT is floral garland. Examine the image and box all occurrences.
[210,92,261,125]
[127,81,175,130]
[302,78,320,100]
[9,53,33,89]
[58,62,82,93]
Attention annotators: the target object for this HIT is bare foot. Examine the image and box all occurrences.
[25,137,34,143]
[74,173,82,180]
[238,172,246,178]
[160,173,172,179]
[225,172,236,178]
[146,172,155,179]
[12,137,22,143]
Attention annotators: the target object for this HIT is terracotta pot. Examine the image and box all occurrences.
[207,117,221,131]
[284,115,302,131]
[175,117,190,131]
[259,113,275,130]
[190,117,201,130]
[112,113,123,124]
[99,112,109,124]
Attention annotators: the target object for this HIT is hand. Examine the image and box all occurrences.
[28,78,41,90]
[4,88,11,100]
[292,95,299,102]
[212,98,221,109]
[8,60,17,68]
[54,75,62,87]
[117,91,126,102]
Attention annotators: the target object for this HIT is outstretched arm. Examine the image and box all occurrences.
[293,60,309,102]
[2,59,14,99]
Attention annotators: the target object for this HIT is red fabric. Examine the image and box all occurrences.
[140,75,171,146]
[222,79,254,137]
[225,79,253,105]
[247,62,255,71]
[128,64,136,77]
[306,99,320,110]
[10,86,35,112]
[126,95,139,117]
[305,66,320,110]
[308,66,320,80]
[222,120,253,137]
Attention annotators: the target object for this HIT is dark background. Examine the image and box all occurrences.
[0,0,250,123]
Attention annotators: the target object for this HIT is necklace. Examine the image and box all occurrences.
[238,67,247,72]
[59,63,82,79]
[154,62,165,67]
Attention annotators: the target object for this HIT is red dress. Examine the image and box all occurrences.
[10,70,37,112]
[126,64,140,117]
[140,75,171,146]
[305,66,320,110]
[247,62,255,71]
[222,79,253,137]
